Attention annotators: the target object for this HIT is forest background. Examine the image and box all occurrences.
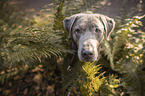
[0,0,145,96]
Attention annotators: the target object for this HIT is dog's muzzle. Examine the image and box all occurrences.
[78,39,99,62]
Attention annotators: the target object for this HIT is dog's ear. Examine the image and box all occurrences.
[63,15,78,38]
[96,14,115,40]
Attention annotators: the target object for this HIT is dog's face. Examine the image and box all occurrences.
[63,13,115,62]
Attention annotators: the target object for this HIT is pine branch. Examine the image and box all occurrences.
[102,14,145,96]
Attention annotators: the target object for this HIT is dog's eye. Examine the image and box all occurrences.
[75,28,81,36]
[95,28,100,32]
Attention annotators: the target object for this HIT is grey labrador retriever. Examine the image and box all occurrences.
[63,12,115,62]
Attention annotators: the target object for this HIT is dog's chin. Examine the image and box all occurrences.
[79,57,98,62]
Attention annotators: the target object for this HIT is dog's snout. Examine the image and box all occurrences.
[82,49,93,58]
[78,39,99,62]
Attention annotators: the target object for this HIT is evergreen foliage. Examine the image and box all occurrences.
[0,0,68,66]
[0,0,145,96]
[64,61,121,96]
[80,62,120,96]
[101,15,145,96]
[0,1,68,95]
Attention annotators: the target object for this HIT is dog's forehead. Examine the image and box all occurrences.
[75,14,103,29]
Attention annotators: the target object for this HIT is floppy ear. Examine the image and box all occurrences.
[97,15,115,40]
[63,15,78,38]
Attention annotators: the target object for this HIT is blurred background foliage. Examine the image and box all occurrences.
[0,0,145,96]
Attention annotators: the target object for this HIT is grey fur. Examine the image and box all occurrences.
[63,12,115,62]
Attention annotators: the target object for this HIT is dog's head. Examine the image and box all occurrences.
[63,13,115,62]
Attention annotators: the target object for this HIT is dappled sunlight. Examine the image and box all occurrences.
[0,0,145,96]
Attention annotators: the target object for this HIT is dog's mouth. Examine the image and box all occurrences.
[80,57,95,62]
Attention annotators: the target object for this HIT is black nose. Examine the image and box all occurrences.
[82,49,93,58]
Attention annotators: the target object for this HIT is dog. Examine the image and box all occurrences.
[63,12,115,62]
